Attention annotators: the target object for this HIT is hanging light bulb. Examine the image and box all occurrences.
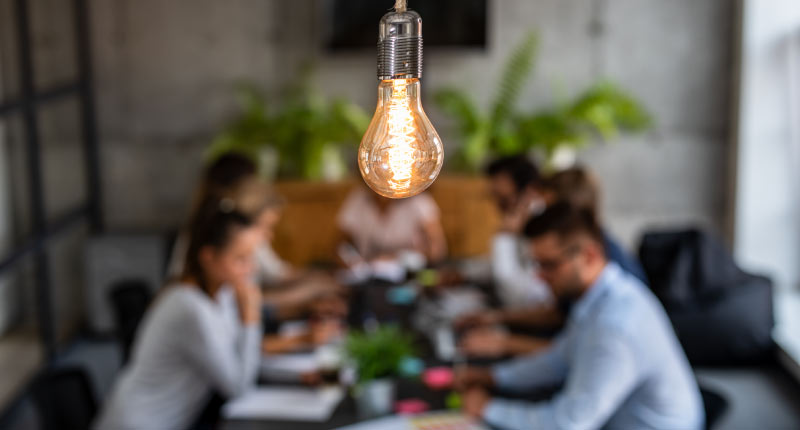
[358,1,443,199]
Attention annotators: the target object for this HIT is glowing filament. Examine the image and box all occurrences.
[385,80,417,190]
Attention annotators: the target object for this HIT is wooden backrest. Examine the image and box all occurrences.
[271,176,500,265]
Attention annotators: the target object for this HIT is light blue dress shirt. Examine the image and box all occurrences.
[485,262,704,430]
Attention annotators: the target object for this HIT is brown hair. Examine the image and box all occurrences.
[182,196,254,295]
[540,166,600,217]
[188,153,259,217]
[523,201,605,250]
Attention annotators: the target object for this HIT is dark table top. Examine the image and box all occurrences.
[223,279,474,430]
[222,378,453,430]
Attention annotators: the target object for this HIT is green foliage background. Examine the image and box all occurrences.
[208,33,652,178]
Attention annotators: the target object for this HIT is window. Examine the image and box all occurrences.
[0,0,101,406]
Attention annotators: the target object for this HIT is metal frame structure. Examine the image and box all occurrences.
[0,0,102,361]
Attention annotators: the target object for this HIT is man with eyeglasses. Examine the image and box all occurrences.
[455,202,704,430]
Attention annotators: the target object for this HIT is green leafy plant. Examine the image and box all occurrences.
[208,67,369,180]
[345,325,417,384]
[434,32,653,171]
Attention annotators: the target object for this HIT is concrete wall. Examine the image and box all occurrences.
[91,0,735,251]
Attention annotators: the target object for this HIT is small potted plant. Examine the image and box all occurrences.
[344,325,417,419]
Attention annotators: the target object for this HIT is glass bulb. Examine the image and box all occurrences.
[359,78,443,199]
[359,8,443,199]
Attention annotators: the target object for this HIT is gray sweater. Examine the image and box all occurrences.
[95,284,262,430]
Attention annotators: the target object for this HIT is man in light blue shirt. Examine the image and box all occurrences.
[457,202,704,430]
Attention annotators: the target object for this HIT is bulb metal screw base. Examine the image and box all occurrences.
[377,35,423,80]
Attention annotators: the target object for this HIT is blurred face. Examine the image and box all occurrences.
[489,173,519,213]
[200,226,262,287]
[529,233,588,301]
[255,208,282,242]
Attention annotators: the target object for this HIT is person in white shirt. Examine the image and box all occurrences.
[455,156,562,359]
[95,196,264,430]
[337,186,447,265]
[485,155,552,307]
[168,154,340,324]
[251,191,347,354]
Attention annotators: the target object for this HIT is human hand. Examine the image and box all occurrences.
[461,386,491,419]
[459,328,509,358]
[500,189,540,234]
[453,366,494,390]
[453,311,501,331]
[300,371,322,386]
[309,319,344,345]
[310,294,349,320]
[233,281,262,325]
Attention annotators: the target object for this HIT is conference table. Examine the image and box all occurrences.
[222,278,495,430]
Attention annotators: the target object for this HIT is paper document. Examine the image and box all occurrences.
[223,386,344,422]
[260,353,318,381]
[334,411,487,430]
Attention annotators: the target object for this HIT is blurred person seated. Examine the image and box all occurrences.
[455,202,704,430]
[169,153,343,324]
[457,165,648,358]
[95,197,264,430]
[250,186,346,324]
[538,166,647,283]
[336,186,447,267]
[261,293,348,355]
[167,152,258,278]
[484,155,552,308]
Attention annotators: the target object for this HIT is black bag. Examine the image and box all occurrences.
[638,229,774,365]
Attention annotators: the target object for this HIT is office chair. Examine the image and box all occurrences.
[31,366,97,430]
[108,278,153,363]
[700,385,729,430]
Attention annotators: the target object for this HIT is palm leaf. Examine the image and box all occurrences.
[489,32,538,134]
[433,88,480,134]
[568,82,652,140]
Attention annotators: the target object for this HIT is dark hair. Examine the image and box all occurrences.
[204,153,258,194]
[186,153,258,221]
[182,196,254,294]
[523,201,605,247]
[540,166,599,216]
[485,155,541,192]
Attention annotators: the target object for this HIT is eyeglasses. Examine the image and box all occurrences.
[535,243,581,273]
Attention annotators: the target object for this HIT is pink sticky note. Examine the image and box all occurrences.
[423,367,454,389]
[395,398,429,415]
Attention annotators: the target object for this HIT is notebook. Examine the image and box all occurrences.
[223,386,344,422]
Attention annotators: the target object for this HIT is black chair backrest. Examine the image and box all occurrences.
[186,391,227,430]
[31,367,97,430]
[108,279,153,363]
[700,385,729,430]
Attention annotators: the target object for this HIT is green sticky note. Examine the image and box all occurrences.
[445,391,462,410]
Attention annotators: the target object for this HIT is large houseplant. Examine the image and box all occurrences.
[208,68,369,181]
[434,33,653,171]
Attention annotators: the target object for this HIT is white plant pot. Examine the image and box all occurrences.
[548,145,578,170]
[257,146,279,181]
[353,378,395,419]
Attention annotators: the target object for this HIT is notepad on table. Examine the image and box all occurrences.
[223,386,344,422]
[260,352,318,382]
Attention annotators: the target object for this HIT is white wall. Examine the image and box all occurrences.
[735,0,800,290]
